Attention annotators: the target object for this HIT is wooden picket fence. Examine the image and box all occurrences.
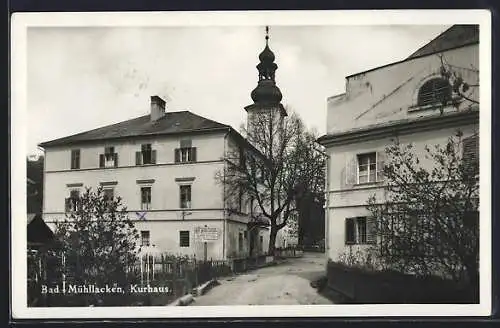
[27,251,233,307]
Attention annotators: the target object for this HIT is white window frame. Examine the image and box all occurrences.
[179,184,192,209]
[140,186,152,211]
[345,217,368,245]
[140,230,150,247]
[356,152,378,184]
[180,148,192,163]
[66,187,81,212]
[103,187,114,207]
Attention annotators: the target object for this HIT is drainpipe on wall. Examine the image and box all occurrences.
[222,129,230,260]
[324,151,330,269]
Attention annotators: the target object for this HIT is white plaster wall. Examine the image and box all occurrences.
[325,124,478,262]
[46,219,225,260]
[44,133,226,172]
[326,44,479,134]
[43,162,225,215]
[43,132,228,215]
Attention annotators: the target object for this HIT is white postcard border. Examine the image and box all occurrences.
[11,9,492,318]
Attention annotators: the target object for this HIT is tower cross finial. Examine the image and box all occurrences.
[265,26,269,44]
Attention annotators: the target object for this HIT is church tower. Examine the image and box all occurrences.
[245,26,287,146]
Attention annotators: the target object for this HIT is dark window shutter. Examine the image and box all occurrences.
[135,151,142,165]
[366,217,377,244]
[463,134,479,174]
[191,147,197,162]
[345,218,355,245]
[151,150,157,164]
[344,155,357,187]
[174,148,180,163]
[65,198,71,212]
[114,153,118,167]
[99,154,105,168]
[376,150,386,182]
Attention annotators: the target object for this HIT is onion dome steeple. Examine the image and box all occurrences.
[251,26,283,104]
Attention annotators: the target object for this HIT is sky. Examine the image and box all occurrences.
[27,24,449,156]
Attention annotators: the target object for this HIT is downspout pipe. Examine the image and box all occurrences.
[222,129,230,260]
[324,151,330,269]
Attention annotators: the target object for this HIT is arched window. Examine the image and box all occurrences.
[417,78,452,106]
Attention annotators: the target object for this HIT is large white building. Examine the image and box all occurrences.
[40,96,271,260]
[318,25,480,264]
[39,30,293,260]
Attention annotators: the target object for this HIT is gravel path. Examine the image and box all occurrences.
[191,252,333,306]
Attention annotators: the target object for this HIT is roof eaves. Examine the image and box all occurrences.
[39,126,232,148]
[345,41,478,80]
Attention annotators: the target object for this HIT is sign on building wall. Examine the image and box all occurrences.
[194,226,221,242]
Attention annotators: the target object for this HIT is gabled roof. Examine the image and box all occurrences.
[346,24,479,79]
[39,111,230,148]
[407,25,479,59]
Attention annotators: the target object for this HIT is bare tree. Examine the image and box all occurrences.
[367,130,479,285]
[217,109,325,253]
[437,54,479,111]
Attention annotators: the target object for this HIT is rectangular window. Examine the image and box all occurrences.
[345,217,373,245]
[249,197,255,215]
[180,185,191,209]
[238,232,244,252]
[65,189,80,212]
[142,144,152,164]
[357,152,377,184]
[259,235,264,253]
[70,149,80,169]
[101,146,117,168]
[136,144,156,165]
[179,230,190,247]
[140,231,150,247]
[175,148,197,163]
[103,188,114,207]
[141,187,151,210]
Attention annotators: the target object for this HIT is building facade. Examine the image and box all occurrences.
[40,96,272,260]
[39,27,299,260]
[318,25,480,264]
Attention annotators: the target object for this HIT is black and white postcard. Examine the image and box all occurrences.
[11,10,492,318]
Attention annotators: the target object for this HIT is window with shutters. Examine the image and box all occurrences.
[136,144,156,165]
[140,230,150,247]
[65,189,80,212]
[357,152,377,184]
[180,185,191,209]
[417,78,452,107]
[345,217,376,245]
[179,230,190,247]
[462,134,479,175]
[174,139,197,163]
[70,149,80,169]
[100,146,118,168]
[140,187,151,210]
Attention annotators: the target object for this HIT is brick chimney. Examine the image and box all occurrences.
[150,95,166,121]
